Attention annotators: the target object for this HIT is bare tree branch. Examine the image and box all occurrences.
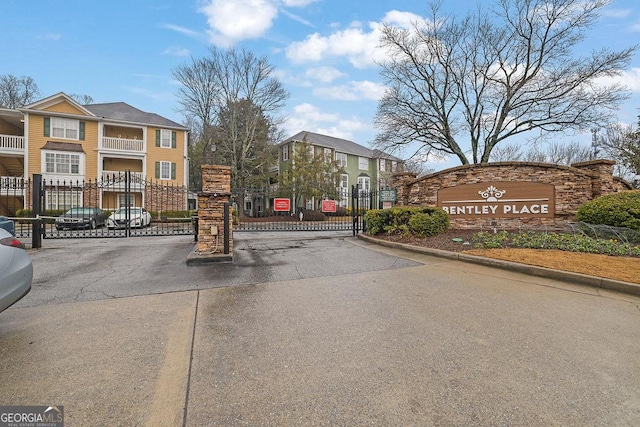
[0,74,40,108]
[374,0,636,165]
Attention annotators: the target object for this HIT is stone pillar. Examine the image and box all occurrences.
[391,172,418,206]
[195,165,233,258]
[572,159,617,197]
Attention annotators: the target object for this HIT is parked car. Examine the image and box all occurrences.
[0,228,32,314]
[106,207,152,229]
[55,207,108,230]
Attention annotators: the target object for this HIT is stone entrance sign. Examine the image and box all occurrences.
[391,160,633,229]
[438,182,555,218]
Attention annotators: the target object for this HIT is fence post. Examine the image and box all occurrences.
[31,174,42,249]
[224,201,230,254]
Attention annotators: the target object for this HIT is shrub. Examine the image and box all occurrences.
[364,206,449,237]
[408,210,450,237]
[577,191,640,232]
[301,209,326,221]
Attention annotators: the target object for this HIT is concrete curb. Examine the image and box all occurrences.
[356,234,640,297]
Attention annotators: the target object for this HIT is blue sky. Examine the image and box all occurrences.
[2,0,639,169]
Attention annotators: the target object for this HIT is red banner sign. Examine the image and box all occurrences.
[274,198,291,212]
[321,200,337,213]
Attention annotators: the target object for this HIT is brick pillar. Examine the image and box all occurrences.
[197,165,233,255]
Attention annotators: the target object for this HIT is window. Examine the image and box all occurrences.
[51,117,79,140]
[338,174,348,207]
[392,161,397,172]
[324,147,332,163]
[45,188,82,210]
[357,176,370,194]
[156,161,176,180]
[160,161,171,180]
[45,152,80,175]
[336,152,347,168]
[160,129,172,148]
[156,129,176,148]
[359,157,369,170]
[118,194,135,208]
[282,144,289,161]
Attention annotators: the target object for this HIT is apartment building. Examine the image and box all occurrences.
[278,130,403,208]
[0,92,189,215]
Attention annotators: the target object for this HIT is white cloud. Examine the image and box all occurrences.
[282,0,318,6]
[198,0,318,46]
[162,23,201,38]
[597,67,640,92]
[601,8,632,19]
[280,9,314,27]
[304,66,346,83]
[312,80,386,101]
[199,0,279,47]
[292,103,339,122]
[284,103,371,141]
[163,45,189,56]
[285,10,424,68]
[36,33,62,41]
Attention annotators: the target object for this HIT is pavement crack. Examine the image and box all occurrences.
[182,290,200,427]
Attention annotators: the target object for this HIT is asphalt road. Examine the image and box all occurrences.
[1,231,639,426]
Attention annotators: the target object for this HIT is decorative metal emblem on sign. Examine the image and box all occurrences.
[478,186,506,202]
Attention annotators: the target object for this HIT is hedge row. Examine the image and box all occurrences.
[364,207,450,237]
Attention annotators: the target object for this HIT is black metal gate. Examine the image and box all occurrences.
[1,172,194,241]
[229,186,383,233]
[232,187,352,231]
[351,185,381,235]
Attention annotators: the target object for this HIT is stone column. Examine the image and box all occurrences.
[195,165,233,258]
[572,159,617,197]
[391,172,418,206]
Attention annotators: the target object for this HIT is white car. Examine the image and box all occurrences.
[0,228,32,314]
[106,207,152,229]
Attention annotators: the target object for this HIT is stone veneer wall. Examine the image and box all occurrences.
[392,160,633,230]
[197,165,233,254]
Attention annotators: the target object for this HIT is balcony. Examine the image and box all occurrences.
[101,170,146,191]
[101,136,144,154]
[0,134,25,154]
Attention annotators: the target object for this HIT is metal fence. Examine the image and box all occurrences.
[1,172,194,243]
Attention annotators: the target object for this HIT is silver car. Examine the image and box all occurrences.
[0,228,32,313]
[106,207,152,229]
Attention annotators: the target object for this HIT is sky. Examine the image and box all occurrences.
[2,0,639,170]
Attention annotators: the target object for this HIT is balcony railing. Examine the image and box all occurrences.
[102,171,146,190]
[0,134,24,152]
[101,137,144,153]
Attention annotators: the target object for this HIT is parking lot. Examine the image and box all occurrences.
[1,232,639,425]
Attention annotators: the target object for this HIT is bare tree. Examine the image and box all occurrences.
[172,47,289,191]
[0,74,40,108]
[70,94,94,105]
[490,140,592,165]
[598,120,640,180]
[374,0,636,165]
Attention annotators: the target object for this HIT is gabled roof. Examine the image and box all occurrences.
[24,92,96,117]
[84,102,188,130]
[281,131,373,158]
[281,130,403,162]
